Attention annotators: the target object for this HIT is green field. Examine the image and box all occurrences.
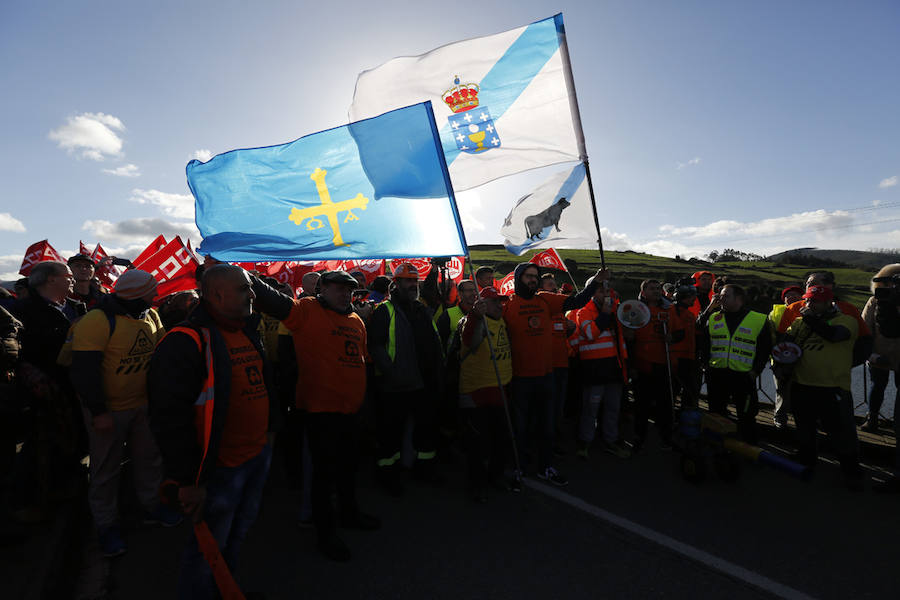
[467,246,876,313]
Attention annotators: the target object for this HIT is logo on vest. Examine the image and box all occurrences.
[345,340,360,357]
[129,329,155,356]
[245,365,263,386]
[528,316,542,329]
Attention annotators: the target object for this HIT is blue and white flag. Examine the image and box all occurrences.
[501,162,598,255]
[188,102,467,262]
[349,14,585,192]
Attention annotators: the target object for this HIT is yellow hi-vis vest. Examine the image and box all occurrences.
[708,310,766,372]
[377,301,442,373]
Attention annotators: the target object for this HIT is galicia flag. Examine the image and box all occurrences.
[350,14,585,191]
[188,102,466,262]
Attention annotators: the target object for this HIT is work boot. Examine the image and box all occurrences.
[98,525,127,558]
[317,532,351,562]
[860,417,879,433]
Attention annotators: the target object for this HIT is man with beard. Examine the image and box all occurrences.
[503,263,605,488]
[368,263,445,495]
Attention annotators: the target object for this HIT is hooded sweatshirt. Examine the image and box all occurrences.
[503,263,598,378]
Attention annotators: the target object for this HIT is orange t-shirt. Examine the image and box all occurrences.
[217,328,269,467]
[777,299,870,336]
[632,303,674,372]
[282,297,368,414]
[503,292,568,377]
[669,306,697,360]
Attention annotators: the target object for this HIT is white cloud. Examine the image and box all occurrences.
[82,218,199,246]
[658,209,853,240]
[676,157,702,170]
[191,149,213,163]
[102,163,141,177]
[880,175,898,189]
[48,112,125,161]
[597,227,633,251]
[129,188,194,220]
[0,213,26,233]
[0,254,23,282]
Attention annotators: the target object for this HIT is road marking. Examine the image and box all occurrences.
[525,478,817,600]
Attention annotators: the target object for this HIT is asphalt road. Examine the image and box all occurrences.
[98,430,899,600]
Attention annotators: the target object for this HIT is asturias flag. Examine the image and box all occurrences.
[188,102,466,262]
[349,14,584,191]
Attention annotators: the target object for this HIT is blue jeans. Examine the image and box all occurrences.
[510,374,555,472]
[178,443,273,600]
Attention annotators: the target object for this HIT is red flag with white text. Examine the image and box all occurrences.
[91,243,119,289]
[79,240,92,256]
[132,235,168,267]
[498,272,516,296]
[134,236,200,302]
[19,240,63,276]
[530,248,567,271]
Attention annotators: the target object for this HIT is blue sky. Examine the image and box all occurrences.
[1,0,898,279]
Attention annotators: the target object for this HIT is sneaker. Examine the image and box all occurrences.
[538,467,569,487]
[860,419,879,433]
[509,476,522,493]
[143,505,183,527]
[98,525,127,558]
[602,441,632,459]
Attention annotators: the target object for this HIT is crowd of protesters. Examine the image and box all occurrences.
[2,252,900,598]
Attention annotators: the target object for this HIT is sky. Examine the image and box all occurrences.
[1,0,899,280]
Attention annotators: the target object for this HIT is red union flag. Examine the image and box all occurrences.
[530,248,567,271]
[19,240,64,276]
[135,236,200,301]
[91,243,119,289]
[498,272,515,296]
[388,257,466,283]
[340,259,386,284]
[132,235,168,267]
[79,240,92,256]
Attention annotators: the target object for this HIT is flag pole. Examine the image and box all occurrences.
[557,15,606,269]
[423,99,523,482]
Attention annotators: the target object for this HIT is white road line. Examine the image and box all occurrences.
[525,478,817,600]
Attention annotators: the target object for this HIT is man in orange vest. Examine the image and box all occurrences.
[149,265,281,599]
[630,279,685,451]
[573,281,630,459]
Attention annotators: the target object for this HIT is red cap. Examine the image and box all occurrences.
[802,285,833,302]
[479,286,501,299]
[781,286,804,301]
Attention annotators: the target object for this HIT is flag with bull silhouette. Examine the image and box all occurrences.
[500,162,599,255]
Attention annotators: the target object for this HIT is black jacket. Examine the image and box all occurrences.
[13,294,85,374]
[147,302,280,486]
[368,299,444,393]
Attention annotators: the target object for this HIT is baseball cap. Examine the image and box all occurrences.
[479,286,502,299]
[319,270,359,288]
[802,285,834,302]
[781,286,804,302]
[392,263,419,280]
[67,253,96,267]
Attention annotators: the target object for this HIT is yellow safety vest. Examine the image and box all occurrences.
[708,310,766,372]
[379,300,441,366]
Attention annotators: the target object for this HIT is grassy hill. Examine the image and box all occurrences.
[467,245,876,313]
[767,248,900,270]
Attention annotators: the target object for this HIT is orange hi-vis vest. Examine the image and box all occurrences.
[574,300,628,380]
[159,325,215,485]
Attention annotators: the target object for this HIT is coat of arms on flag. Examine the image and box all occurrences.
[443,76,500,154]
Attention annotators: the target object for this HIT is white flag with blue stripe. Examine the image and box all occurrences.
[501,162,598,256]
[349,14,585,191]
